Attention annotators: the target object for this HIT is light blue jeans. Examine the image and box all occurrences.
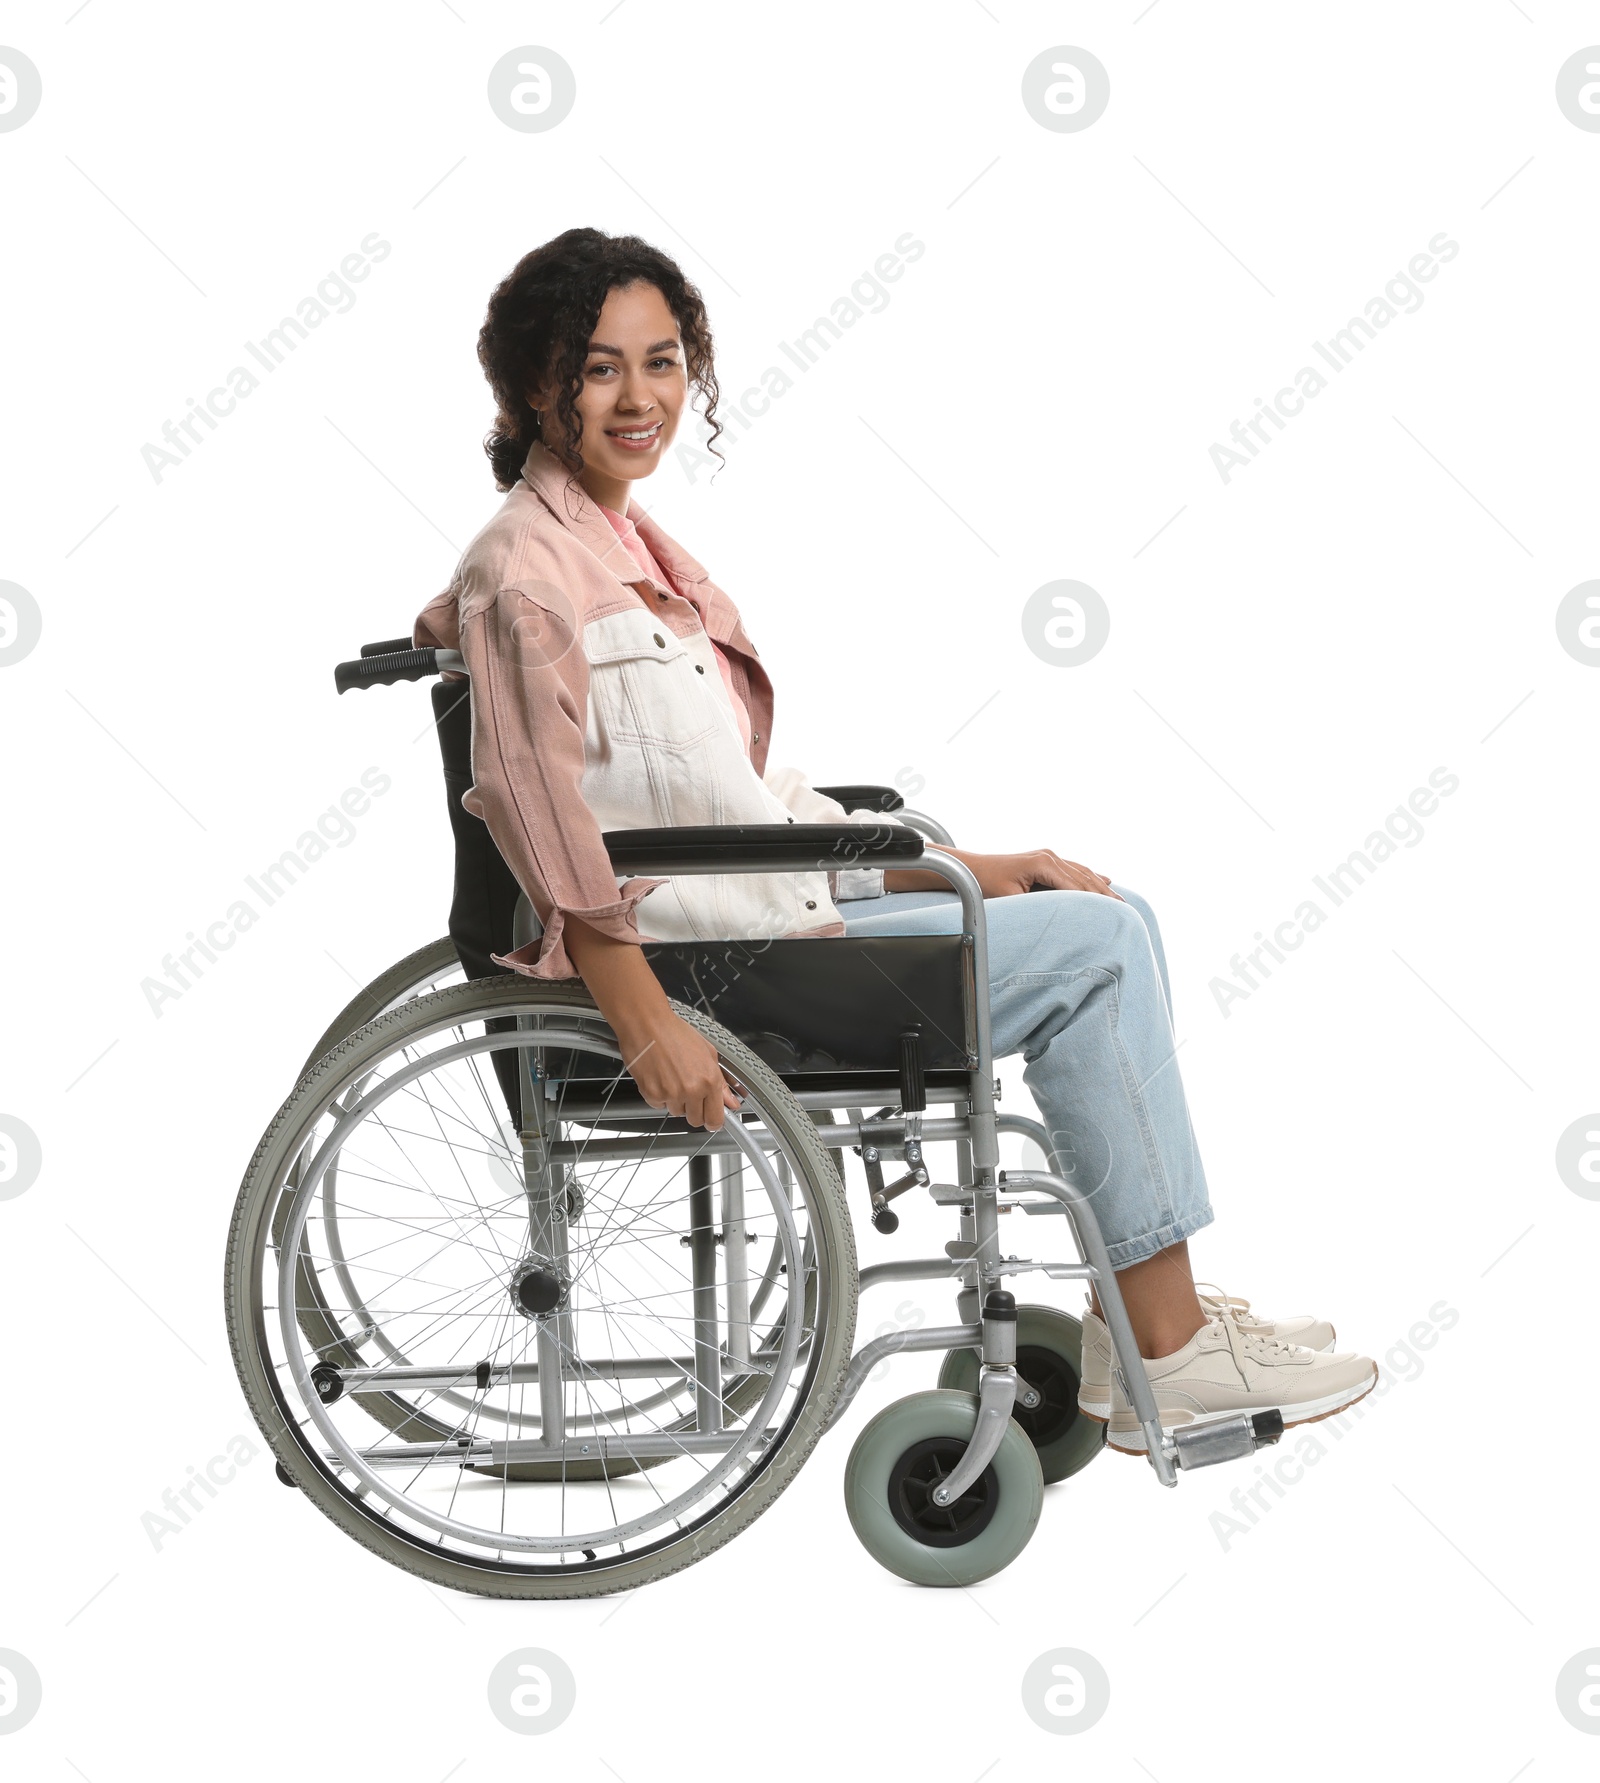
[840,884,1214,1268]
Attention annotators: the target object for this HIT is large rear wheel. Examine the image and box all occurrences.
[226,977,857,1598]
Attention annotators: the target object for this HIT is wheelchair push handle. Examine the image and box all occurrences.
[333,643,465,694]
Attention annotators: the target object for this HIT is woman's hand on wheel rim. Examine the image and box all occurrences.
[616,1012,744,1131]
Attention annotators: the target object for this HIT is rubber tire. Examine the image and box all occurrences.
[299,936,460,1076]
[844,1389,1043,1587]
[227,975,858,1600]
[938,1306,1105,1484]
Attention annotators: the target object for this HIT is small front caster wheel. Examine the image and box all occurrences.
[275,1460,298,1488]
[843,1388,1043,1586]
[938,1304,1104,1484]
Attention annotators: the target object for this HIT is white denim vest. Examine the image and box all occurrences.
[578,601,852,946]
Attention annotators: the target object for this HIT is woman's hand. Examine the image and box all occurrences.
[954,848,1124,901]
[562,916,744,1131]
[609,1008,745,1131]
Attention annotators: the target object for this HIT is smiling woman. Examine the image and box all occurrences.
[422,228,894,1131]
[410,226,1381,1448]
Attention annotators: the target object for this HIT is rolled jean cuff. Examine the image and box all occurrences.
[1101,1201,1216,1271]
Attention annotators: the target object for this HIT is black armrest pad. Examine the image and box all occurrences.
[602,822,925,875]
[813,784,905,814]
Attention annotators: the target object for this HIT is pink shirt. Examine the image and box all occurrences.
[598,503,755,758]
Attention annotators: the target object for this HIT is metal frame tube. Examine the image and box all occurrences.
[790,1086,972,1111]
[341,1430,778,1467]
[929,1365,1018,1507]
[335,1355,730,1391]
[828,1323,981,1420]
[894,808,955,846]
[688,1155,721,1432]
[506,909,573,1451]
[545,1115,976,1159]
[719,1153,751,1367]
[970,1184,1002,1287]
[857,1258,964,1294]
[1000,1160,1177,1487]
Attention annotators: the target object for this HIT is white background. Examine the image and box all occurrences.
[2,3,1597,1775]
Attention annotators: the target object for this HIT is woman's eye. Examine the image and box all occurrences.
[585,357,678,376]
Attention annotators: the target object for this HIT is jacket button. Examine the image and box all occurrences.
[652,633,666,648]
[805,899,817,910]
[752,731,761,743]
[694,663,705,674]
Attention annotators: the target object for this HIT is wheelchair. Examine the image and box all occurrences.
[223,634,1287,1599]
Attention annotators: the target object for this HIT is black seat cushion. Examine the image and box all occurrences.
[637,934,974,1076]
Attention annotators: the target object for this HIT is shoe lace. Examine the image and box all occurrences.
[1206,1290,1301,1373]
[1195,1282,1264,1326]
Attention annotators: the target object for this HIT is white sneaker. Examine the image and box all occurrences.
[1077,1290,1336,1420]
[1098,1303,1377,1454]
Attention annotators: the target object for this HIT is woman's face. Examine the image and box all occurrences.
[538,280,687,495]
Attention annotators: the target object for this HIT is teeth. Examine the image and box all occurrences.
[612,425,660,439]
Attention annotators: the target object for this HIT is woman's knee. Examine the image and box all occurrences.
[1111,883,1161,943]
[1110,882,1152,923]
[1011,886,1153,964]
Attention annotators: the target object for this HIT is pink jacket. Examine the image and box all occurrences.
[414,441,892,980]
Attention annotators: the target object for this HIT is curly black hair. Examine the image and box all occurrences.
[477,227,723,492]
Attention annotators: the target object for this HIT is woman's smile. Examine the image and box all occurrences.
[604,419,664,451]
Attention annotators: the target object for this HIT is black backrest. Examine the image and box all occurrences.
[431,679,523,979]
[431,680,530,1125]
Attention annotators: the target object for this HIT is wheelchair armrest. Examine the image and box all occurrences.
[812,784,905,814]
[602,822,926,876]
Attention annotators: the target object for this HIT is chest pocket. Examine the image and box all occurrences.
[587,624,722,753]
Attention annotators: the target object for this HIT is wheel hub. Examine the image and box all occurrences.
[509,1257,567,1318]
[886,1436,999,1548]
[1010,1343,1080,1448]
